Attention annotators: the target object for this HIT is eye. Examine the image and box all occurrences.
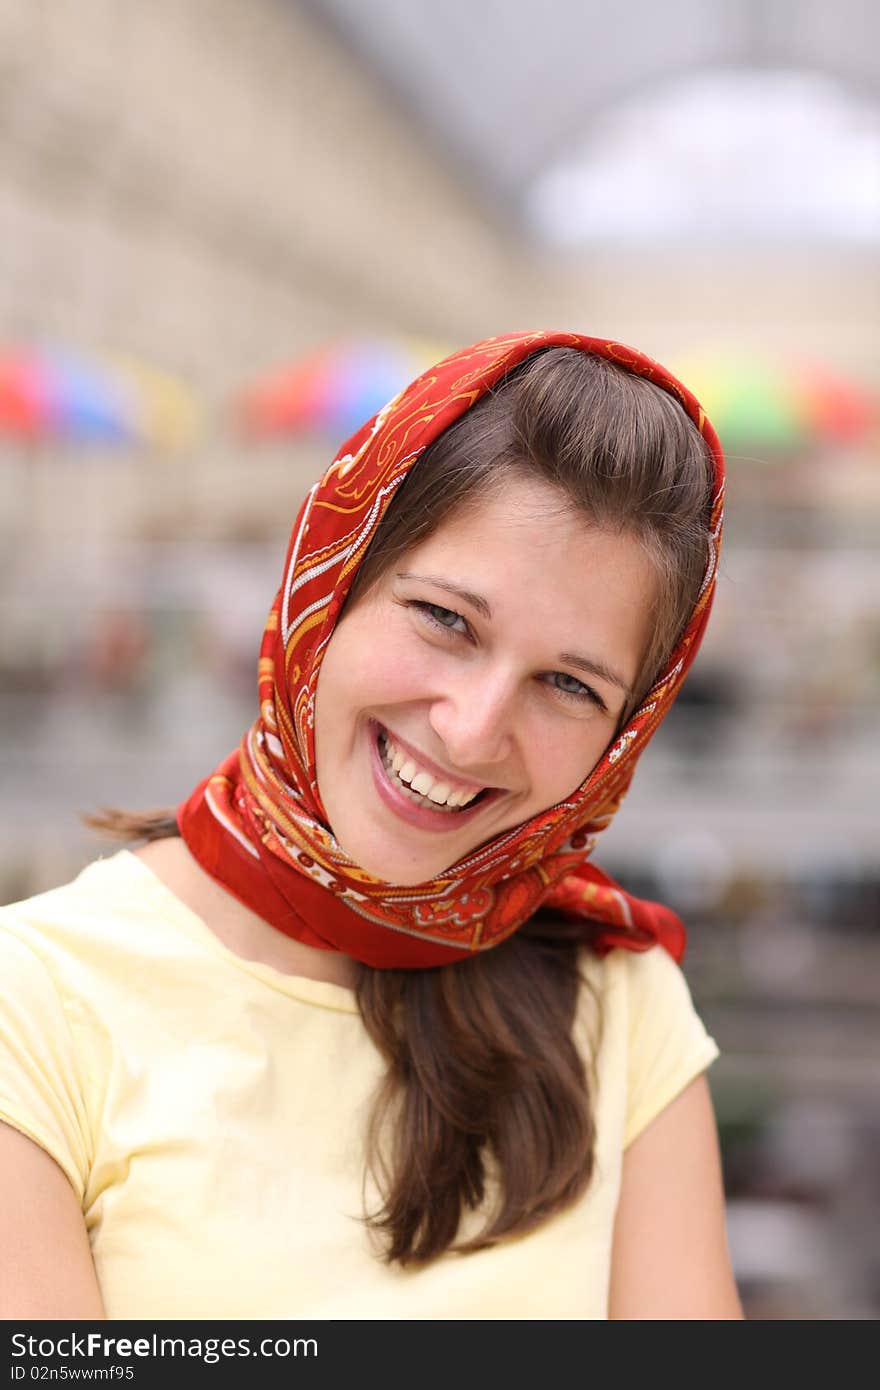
[403,597,610,714]
[409,601,470,637]
[546,671,607,711]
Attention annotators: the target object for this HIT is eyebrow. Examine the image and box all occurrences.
[395,571,635,701]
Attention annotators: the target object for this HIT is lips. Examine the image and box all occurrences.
[368,720,500,833]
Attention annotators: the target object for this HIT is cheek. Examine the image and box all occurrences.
[526,718,611,804]
[366,641,441,704]
[325,612,439,711]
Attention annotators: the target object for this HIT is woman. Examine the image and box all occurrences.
[0,331,742,1319]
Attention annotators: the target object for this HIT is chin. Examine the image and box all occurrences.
[338,834,460,888]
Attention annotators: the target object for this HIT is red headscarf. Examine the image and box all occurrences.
[179,331,724,967]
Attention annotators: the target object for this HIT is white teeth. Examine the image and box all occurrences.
[378,730,485,812]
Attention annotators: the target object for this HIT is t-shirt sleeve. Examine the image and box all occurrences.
[0,922,93,1201]
[623,944,720,1150]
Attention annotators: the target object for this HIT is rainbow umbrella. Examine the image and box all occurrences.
[0,347,200,449]
[238,338,451,439]
[670,353,879,452]
[108,354,202,450]
[43,349,136,443]
[0,355,51,437]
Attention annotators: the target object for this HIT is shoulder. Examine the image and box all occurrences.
[2,850,134,942]
[584,934,698,996]
[0,850,153,1011]
[583,952,740,1316]
[613,939,716,1056]
[575,936,712,1035]
[0,850,184,1094]
[0,849,197,1195]
[0,870,112,1203]
[0,859,103,999]
[575,941,720,1150]
[1,848,186,977]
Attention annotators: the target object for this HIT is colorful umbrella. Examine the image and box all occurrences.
[238,338,452,439]
[108,354,202,450]
[0,347,200,449]
[669,353,879,452]
[239,341,879,451]
[0,355,52,437]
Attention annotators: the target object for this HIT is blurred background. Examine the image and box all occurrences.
[1,0,878,1319]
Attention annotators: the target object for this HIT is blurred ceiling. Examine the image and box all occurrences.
[303,0,880,241]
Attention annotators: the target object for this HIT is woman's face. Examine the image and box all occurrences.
[313,475,658,886]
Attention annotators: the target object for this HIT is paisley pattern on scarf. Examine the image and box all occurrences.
[179,331,724,968]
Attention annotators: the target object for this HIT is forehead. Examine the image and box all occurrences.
[401,474,606,569]
[389,474,658,643]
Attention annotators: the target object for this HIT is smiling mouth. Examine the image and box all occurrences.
[376,726,492,814]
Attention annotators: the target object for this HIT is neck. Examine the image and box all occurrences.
[134,837,360,989]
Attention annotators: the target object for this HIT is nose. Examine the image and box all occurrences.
[427,664,517,779]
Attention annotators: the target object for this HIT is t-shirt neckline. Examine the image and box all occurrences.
[100,850,360,1014]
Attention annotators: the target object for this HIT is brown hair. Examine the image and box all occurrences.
[87,347,715,1266]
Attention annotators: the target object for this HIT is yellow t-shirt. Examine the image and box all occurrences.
[0,850,719,1320]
